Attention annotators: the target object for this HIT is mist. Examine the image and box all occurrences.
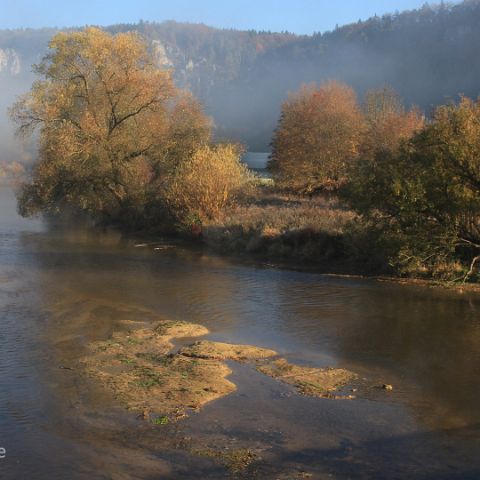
[1,1,480,156]
[209,1,480,149]
[2,3,480,479]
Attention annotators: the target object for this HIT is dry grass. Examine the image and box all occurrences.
[221,190,354,235]
[202,187,357,264]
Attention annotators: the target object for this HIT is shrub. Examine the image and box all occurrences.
[166,144,252,227]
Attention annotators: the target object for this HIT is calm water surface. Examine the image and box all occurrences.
[1,186,479,479]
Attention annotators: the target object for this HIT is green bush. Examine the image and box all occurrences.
[342,96,480,281]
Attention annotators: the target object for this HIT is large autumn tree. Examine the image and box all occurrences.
[10,27,211,226]
[268,81,365,194]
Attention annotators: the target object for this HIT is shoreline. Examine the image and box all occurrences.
[132,232,480,296]
[4,181,479,294]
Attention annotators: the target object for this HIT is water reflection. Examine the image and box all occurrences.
[1,185,480,478]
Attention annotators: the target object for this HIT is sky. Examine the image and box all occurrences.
[0,0,454,34]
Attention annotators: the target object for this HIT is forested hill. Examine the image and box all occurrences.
[1,0,480,152]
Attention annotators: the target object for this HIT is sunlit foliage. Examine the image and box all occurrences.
[344,86,425,214]
[10,27,211,227]
[166,144,252,226]
[343,96,480,280]
[361,86,425,156]
[268,81,365,194]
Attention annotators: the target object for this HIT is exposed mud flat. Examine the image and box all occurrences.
[257,358,357,399]
[80,319,358,423]
[191,447,258,474]
[81,319,235,420]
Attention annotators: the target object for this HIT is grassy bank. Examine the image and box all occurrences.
[197,186,480,288]
[201,187,377,275]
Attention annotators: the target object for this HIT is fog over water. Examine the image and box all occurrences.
[1,186,480,478]
[1,2,480,477]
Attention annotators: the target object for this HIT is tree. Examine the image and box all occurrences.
[342,96,480,280]
[361,86,424,156]
[10,27,211,226]
[268,81,365,194]
[344,87,424,214]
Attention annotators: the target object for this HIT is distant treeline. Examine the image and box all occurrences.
[2,1,480,149]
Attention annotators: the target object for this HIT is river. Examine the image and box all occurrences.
[1,186,479,479]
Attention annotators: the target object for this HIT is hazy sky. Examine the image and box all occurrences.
[0,0,455,33]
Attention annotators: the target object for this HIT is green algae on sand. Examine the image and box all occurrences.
[179,340,277,361]
[81,320,235,419]
[81,319,359,424]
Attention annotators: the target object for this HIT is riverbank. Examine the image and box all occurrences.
[187,187,479,292]
[3,179,480,479]
[6,173,478,288]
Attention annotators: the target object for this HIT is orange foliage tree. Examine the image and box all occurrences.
[361,86,425,157]
[268,81,365,194]
[343,87,425,214]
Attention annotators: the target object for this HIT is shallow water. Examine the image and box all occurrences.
[1,185,480,479]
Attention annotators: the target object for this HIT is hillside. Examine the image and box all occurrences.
[1,0,480,153]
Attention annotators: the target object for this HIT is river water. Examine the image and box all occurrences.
[1,185,480,479]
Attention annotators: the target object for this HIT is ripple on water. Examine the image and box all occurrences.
[1,186,480,478]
